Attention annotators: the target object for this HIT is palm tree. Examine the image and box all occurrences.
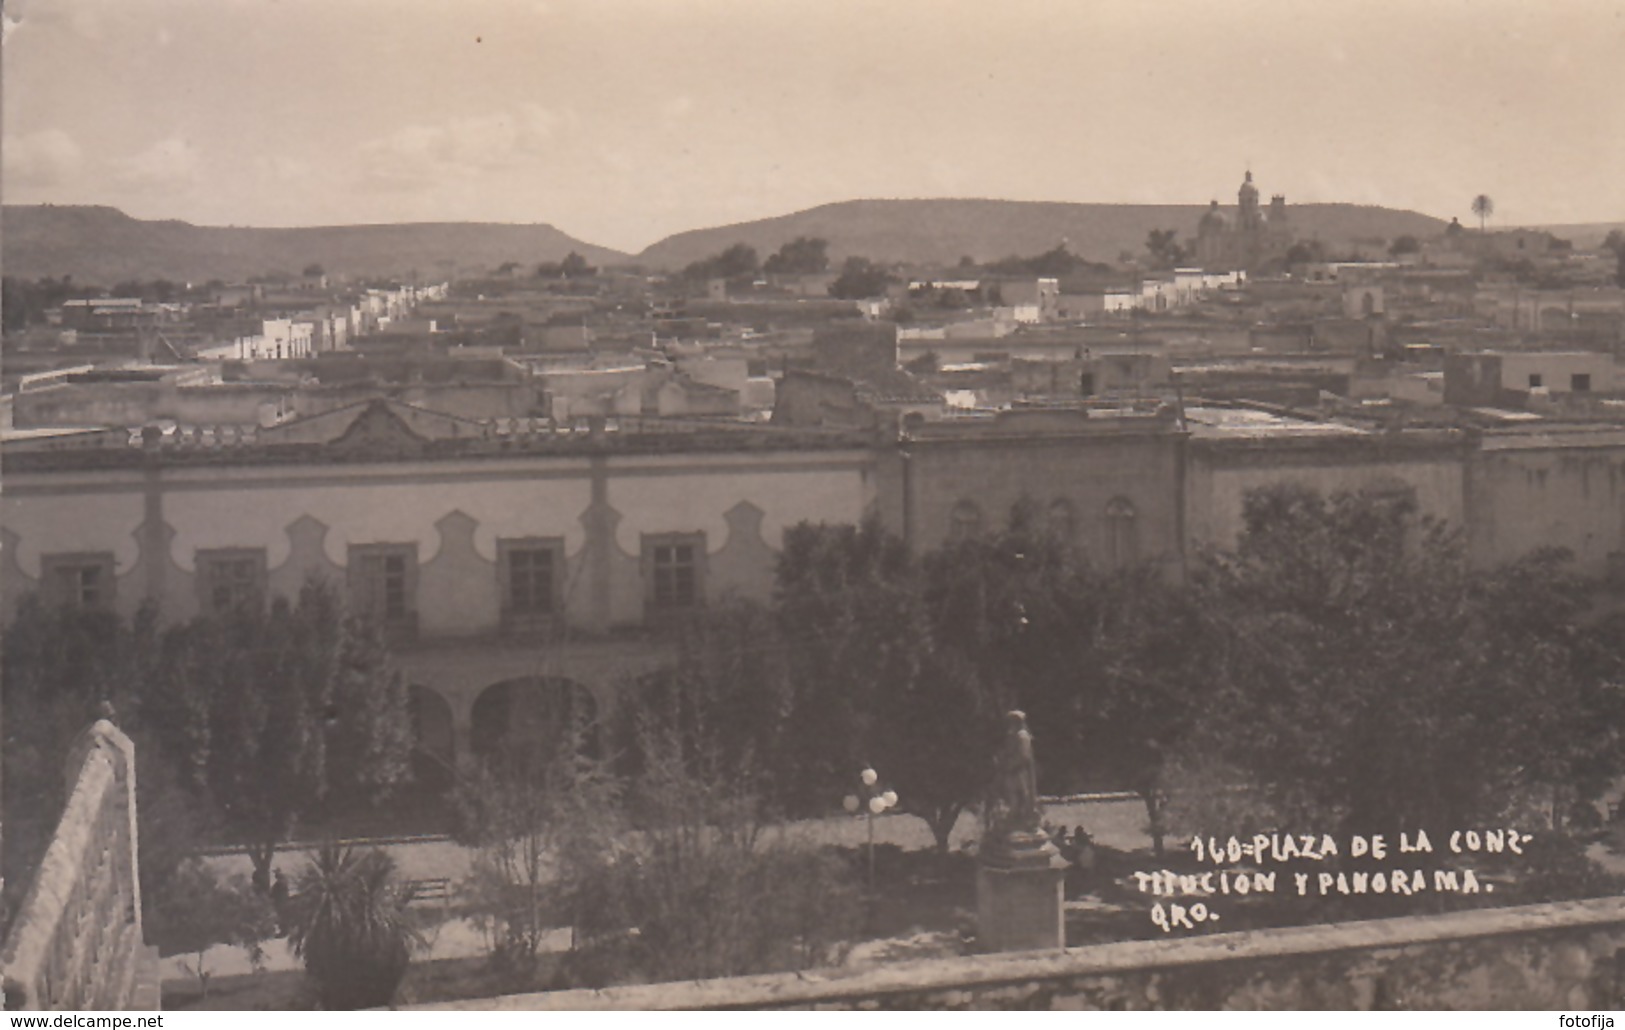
[1471,194,1495,233]
[285,845,422,1009]
[1605,230,1625,288]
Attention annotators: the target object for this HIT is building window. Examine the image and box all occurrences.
[41,553,116,611]
[499,538,564,633]
[1105,497,1139,570]
[1528,373,1543,388]
[644,534,705,612]
[197,548,267,616]
[948,500,984,542]
[1573,373,1592,392]
[349,543,417,635]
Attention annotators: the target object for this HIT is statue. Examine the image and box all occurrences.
[982,710,1043,853]
[975,710,1067,952]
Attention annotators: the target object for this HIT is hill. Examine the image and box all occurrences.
[0,206,629,284]
[636,198,1450,271]
[1510,221,1625,251]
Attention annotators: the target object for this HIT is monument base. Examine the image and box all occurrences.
[976,834,1068,953]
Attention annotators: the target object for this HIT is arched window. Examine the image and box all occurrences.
[949,500,984,542]
[1105,496,1139,569]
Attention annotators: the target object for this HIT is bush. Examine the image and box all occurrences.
[449,713,619,977]
[285,845,422,1010]
[1509,832,1625,903]
[563,709,862,987]
[571,843,861,986]
[147,859,277,999]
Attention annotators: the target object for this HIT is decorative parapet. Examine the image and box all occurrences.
[2,721,153,1011]
[409,897,1625,1010]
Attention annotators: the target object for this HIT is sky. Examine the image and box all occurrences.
[4,0,1625,254]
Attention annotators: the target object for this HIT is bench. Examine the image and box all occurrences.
[406,877,453,907]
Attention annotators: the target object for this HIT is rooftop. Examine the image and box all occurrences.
[1183,405,1366,439]
[1,413,877,474]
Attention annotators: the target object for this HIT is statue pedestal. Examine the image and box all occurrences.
[976,831,1069,953]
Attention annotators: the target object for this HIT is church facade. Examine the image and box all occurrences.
[1193,170,1294,272]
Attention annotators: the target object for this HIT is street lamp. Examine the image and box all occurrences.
[844,766,898,894]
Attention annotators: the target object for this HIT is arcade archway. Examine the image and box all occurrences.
[408,684,456,794]
[470,676,600,775]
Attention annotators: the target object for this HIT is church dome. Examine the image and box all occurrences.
[1238,170,1259,205]
[1199,200,1228,233]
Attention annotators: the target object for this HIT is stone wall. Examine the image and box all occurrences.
[1,721,158,1011]
[1184,432,1470,553]
[413,897,1625,1011]
[897,411,1183,572]
[1468,429,1625,577]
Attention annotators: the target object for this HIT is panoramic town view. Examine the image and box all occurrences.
[4,0,1625,1015]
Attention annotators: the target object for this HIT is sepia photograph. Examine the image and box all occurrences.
[3,0,1625,1016]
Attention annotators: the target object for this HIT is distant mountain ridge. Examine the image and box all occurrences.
[0,205,629,284]
[635,198,1450,270]
[2,198,1456,285]
[1510,221,1625,250]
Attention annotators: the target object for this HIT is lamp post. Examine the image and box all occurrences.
[844,766,898,895]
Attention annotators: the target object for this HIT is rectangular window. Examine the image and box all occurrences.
[349,544,417,634]
[644,534,704,613]
[498,538,563,633]
[1528,373,1543,388]
[197,548,267,616]
[41,553,116,611]
[1572,373,1592,392]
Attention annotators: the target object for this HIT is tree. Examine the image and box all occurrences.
[2,600,166,917]
[681,242,760,282]
[827,256,894,299]
[1172,482,1625,841]
[919,501,1102,790]
[1603,230,1625,288]
[1145,228,1187,269]
[2,277,30,331]
[915,499,1214,854]
[629,599,794,800]
[773,521,922,813]
[285,845,421,1009]
[773,509,1194,852]
[559,251,596,278]
[569,711,861,986]
[1028,244,1081,277]
[147,860,277,999]
[984,243,1099,278]
[1285,240,1325,268]
[1463,551,1625,829]
[1472,194,1495,232]
[1388,235,1421,257]
[878,648,999,852]
[149,578,413,890]
[302,263,326,278]
[773,520,1002,850]
[1178,483,1477,835]
[1080,567,1211,857]
[452,697,621,971]
[763,237,830,276]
